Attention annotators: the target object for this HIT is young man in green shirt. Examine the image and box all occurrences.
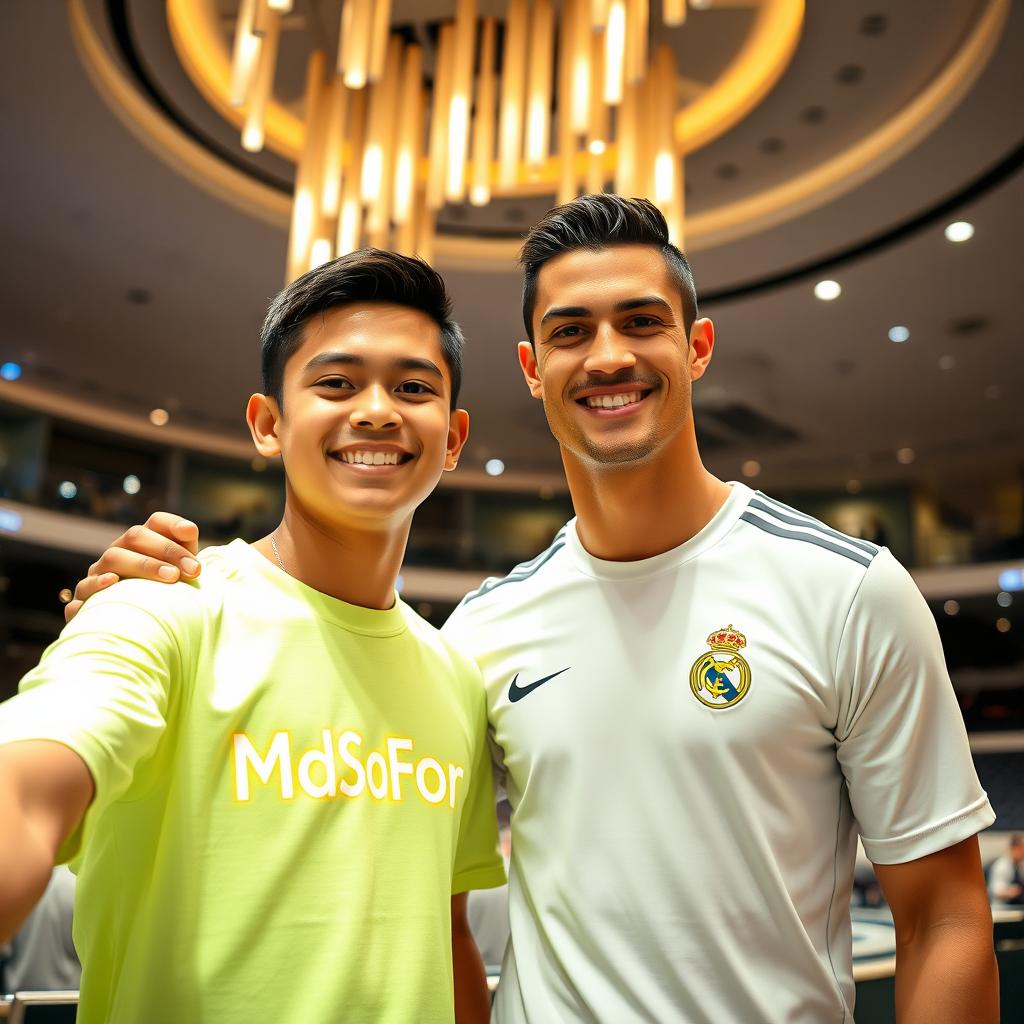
[0,250,506,1023]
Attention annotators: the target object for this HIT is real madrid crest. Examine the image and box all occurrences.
[689,625,751,709]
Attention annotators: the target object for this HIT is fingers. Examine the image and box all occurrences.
[65,572,118,624]
[92,525,201,584]
[143,512,200,556]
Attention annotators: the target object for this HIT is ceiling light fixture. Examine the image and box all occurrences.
[149,408,170,426]
[944,220,974,242]
[741,459,761,478]
[814,279,841,301]
[485,458,506,476]
[887,325,910,343]
[220,0,734,280]
[123,474,142,495]
[0,362,22,381]
[996,617,1011,633]
[943,600,959,616]
[58,481,78,500]
[996,591,1013,608]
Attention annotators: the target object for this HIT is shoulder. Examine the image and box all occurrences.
[735,490,883,578]
[403,604,485,690]
[71,544,238,637]
[449,525,572,622]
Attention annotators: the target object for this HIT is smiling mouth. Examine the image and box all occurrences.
[575,388,654,412]
[329,450,413,466]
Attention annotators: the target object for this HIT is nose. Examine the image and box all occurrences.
[349,384,402,431]
[583,324,637,375]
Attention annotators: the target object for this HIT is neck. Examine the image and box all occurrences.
[564,430,732,562]
[253,501,409,610]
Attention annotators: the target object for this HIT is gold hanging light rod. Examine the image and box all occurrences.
[229,0,711,280]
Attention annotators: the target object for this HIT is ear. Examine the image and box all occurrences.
[443,408,471,472]
[688,318,715,382]
[246,393,283,458]
[517,341,544,399]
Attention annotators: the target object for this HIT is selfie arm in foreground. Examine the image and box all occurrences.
[0,741,92,943]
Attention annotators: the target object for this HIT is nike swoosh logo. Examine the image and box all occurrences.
[508,667,570,703]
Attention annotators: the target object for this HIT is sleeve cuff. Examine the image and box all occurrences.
[452,863,507,895]
[861,793,996,865]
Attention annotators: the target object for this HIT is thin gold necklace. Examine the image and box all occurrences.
[269,532,287,573]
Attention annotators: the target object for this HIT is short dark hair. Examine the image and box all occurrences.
[260,248,465,409]
[519,195,698,342]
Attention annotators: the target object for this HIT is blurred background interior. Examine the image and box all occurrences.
[0,2,1022,1008]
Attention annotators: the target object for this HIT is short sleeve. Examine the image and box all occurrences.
[0,581,194,862]
[451,687,506,895]
[834,550,994,865]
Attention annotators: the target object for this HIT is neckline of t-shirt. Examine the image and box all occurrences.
[566,481,752,581]
[219,539,409,636]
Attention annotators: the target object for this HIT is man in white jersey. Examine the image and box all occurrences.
[68,196,998,1022]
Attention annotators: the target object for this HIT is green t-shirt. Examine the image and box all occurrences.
[0,540,505,1023]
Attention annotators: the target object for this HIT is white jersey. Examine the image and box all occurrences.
[442,482,993,1024]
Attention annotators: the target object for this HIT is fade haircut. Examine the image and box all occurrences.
[519,195,698,343]
[260,248,465,409]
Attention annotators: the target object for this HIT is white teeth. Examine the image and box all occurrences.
[585,391,641,409]
[340,451,401,465]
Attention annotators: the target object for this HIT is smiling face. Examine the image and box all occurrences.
[520,244,714,470]
[248,302,468,534]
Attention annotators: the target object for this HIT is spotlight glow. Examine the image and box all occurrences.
[997,591,1013,608]
[888,325,910,343]
[944,221,974,243]
[485,458,505,477]
[814,280,841,301]
[0,362,22,381]
[943,600,959,616]
[996,617,1011,633]
[122,474,141,495]
[58,480,78,500]
[741,460,761,478]
[149,408,169,426]
[896,447,915,465]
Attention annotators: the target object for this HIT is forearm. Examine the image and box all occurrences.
[452,918,491,1024]
[0,776,60,944]
[894,916,998,1024]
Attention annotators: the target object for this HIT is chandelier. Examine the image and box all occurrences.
[166,0,803,280]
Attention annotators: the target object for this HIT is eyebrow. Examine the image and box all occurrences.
[539,295,675,327]
[303,352,444,379]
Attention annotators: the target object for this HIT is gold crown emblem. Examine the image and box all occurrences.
[706,625,747,653]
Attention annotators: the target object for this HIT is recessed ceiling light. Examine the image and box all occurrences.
[944,220,974,243]
[814,279,841,301]
[0,362,22,381]
[887,325,910,343]
[741,459,761,478]
[122,474,141,495]
[943,600,959,616]
[997,591,1013,608]
[996,617,1011,633]
[58,588,73,604]
[149,408,170,426]
[999,568,1024,592]
[485,458,505,476]
[896,447,915,465]
[58,480,78,500]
